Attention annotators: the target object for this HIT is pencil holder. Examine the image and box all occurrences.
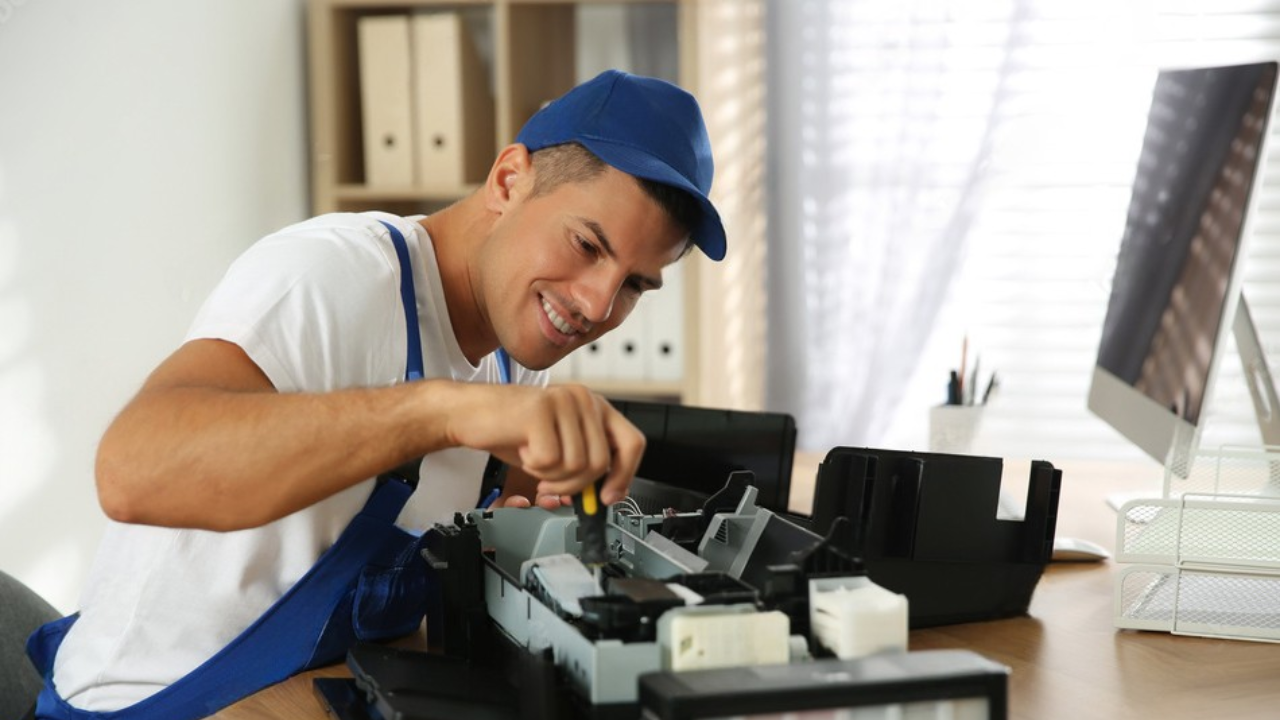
[929,405,984,454]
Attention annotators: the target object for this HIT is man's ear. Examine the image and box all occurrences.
[484,144,535,214]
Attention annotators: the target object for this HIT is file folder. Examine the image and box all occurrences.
[358,15,415,186]
[646,262,685,381]
[410,12,495,186]
[609,300,649,380]
[547,348,578,384]
[574,340,613,381]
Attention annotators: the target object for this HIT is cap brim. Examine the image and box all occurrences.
[578,137,727,261]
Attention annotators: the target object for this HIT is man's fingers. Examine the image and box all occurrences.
[516,393,564,474]
[580,393,612,481]
[469,384,642,504]
[492,493,564,511]
[535,406,644,503]
[498,493,532,509]
[599,406,644,505]
[550,389,588,477]
[520,386,611,483]
[533,493,564,510]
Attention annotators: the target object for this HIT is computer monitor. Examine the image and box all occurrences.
[1089,61,1280,470]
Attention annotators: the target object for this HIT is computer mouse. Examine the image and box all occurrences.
[1051,536,1110,563]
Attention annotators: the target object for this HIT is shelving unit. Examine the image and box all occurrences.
[306,0,702,402]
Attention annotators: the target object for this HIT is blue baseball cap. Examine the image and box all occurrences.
[515,70,726,261]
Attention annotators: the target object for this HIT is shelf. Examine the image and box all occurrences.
[334,183,482,202]
[580,379,684,400]
[307,0,699,403]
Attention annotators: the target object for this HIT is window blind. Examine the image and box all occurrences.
[876,0,1280,462]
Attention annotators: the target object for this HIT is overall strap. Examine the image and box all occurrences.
[495,347,511,384]
[379,218,511,386]
[375,219,428,488]
[378,220,424,382]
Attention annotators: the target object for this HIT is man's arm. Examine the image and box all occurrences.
[96,339,642,531]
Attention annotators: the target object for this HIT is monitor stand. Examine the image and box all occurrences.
[1107,294,1280,513]
[1232,295,1280,447]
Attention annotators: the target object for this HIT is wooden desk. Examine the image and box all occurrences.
[910,459,1280,720]
[218,458,1280,720]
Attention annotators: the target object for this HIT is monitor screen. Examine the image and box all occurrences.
[1089,62,1278,464]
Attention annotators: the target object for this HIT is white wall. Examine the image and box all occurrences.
[0,0,308,612]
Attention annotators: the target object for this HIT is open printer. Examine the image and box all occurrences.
[319,401,1060,719]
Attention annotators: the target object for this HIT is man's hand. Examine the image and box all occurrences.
[488,466,575,510]
[488,490,565,510]
[443,383,643,507]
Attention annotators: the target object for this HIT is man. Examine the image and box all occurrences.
[27,70,725,718]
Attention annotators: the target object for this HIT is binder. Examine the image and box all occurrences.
[549,346,579,383]
[575,4,629,81]
[410,12,495,186]
[609,299,649,381]
[646,262,685,381]
[574,339,613,381]
[357,15,415,186]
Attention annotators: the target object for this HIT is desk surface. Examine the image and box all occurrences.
[215,458,1280,720]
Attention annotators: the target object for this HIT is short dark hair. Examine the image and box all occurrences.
[530,142,699,256]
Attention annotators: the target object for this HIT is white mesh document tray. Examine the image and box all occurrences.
[1115,564,1280,640]
[1116,495,1280,568]
[1113,447,1280,642]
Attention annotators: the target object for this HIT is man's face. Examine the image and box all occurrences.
[476,166,688,371]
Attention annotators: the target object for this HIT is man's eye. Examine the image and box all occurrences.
[625,279,646,294]
[576,235,598,256]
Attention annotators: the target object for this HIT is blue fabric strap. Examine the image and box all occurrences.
[380,218,508,385]
[496,347,511,385]
[378,220,425,382]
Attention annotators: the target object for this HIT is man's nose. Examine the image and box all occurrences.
[574,270,624,325]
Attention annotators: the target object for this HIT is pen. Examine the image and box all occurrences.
[967,356,980,406]
[981,372,999,405]
[947,370,962,405]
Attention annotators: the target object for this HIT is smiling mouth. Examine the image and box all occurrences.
[541,297,582,336]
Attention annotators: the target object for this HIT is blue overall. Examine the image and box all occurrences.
[26,220,503,719]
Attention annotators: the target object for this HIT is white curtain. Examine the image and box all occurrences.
[767,0,1066,450]
[690,0,770,411]
[767,0,1280,458]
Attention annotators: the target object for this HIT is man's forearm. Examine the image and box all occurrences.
[94,338,641,531]
[95,380,456,531]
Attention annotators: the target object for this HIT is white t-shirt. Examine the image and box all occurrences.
[52,212,547,709]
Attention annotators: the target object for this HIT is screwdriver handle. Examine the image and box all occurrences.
[574,478,608,566]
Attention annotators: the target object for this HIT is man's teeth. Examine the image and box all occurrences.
[542,298,577,335]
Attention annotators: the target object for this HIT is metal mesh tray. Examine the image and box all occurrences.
[1114,564,1280,641]
[1113,447,1280,642]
